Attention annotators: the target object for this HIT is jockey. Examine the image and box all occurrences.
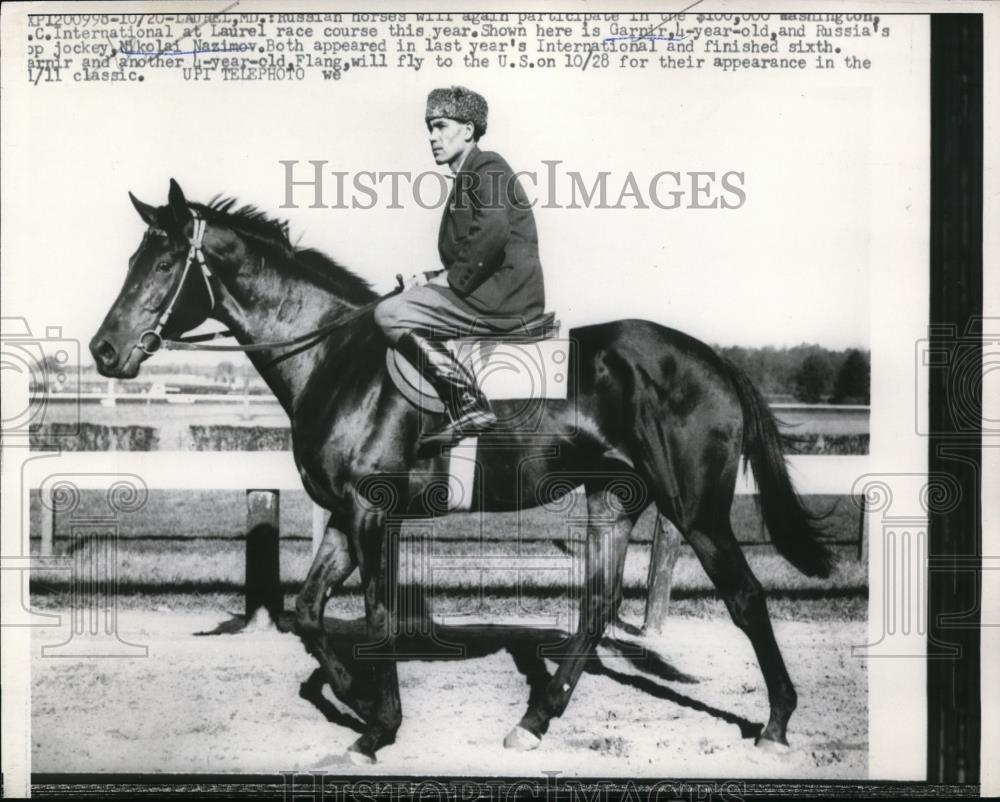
[375,86,546,450]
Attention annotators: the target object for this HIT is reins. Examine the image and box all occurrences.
[131,209,398,364]
[160,297,390,353]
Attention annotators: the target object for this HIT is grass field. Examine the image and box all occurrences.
[30,489,865,595]
[29,540,866,594]
[30,490,863,545]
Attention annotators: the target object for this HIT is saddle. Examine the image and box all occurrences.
[386,312,567,414]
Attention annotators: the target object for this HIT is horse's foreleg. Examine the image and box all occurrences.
[295,516,355,633]
[294,519,374,721]
[346,512,403,764]
[506,487,634,749]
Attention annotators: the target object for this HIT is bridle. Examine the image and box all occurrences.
[130,208,398,366]
[134,212,215,357]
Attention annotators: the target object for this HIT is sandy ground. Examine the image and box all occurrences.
[29,606,866,779]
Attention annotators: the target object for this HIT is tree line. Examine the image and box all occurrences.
[201,347,871,403]
[715,344,870,404]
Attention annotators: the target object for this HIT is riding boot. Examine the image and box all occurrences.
[395,331,497,452]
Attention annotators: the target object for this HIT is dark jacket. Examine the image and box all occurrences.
[438,145,545,322]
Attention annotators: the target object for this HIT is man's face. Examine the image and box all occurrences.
[427,117,473,166]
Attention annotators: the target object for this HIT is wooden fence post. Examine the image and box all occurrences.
[642,514,683,636]
[246,489,281,624]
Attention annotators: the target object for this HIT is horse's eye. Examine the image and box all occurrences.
[156,261,172,272]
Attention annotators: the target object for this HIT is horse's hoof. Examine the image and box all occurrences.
[503,726,541,751]
[347,744,377,766]
[639,625,667,641]
[755,736,791,755]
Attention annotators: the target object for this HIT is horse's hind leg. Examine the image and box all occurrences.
[505,484,635,749]
[685,518,798,749]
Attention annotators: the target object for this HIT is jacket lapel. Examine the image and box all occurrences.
[439,145,481,255]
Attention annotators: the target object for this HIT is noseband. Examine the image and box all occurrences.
[134,211,216,356]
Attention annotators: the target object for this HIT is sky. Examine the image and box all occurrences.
[1,16,926,367]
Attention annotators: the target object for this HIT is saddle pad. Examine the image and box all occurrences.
[386,338,570,414]
[446,437,478,511]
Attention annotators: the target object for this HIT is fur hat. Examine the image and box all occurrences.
[425,86,488,137]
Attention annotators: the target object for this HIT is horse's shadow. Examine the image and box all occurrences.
[264,609,763,743]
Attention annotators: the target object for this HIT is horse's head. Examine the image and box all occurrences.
[90,180,217,378]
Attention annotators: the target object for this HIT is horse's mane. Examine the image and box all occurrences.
[193,196,377,305]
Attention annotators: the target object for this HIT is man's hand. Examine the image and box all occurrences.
[396,271,448,291]
[396,273,429,292]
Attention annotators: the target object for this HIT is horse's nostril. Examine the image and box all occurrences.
[92,339,118,368]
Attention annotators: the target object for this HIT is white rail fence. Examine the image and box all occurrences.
[25,450,868,630]
[27,451,869,556]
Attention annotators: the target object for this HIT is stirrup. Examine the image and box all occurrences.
[417,408,497,453]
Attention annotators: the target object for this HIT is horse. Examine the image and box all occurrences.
[90,179,833,764]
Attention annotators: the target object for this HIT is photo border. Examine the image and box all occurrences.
[926,11,983,787]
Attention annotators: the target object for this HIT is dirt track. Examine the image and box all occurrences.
[31,607,866,779]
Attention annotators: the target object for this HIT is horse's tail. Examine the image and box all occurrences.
[723,360,835,578]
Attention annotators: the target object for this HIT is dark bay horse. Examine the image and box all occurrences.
[90,180,833,764]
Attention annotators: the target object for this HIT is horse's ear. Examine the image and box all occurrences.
[167,178,193,228]
[129,192,159,226]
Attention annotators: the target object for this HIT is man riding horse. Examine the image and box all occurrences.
[95,167,834,762]
[374,86,546,450]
